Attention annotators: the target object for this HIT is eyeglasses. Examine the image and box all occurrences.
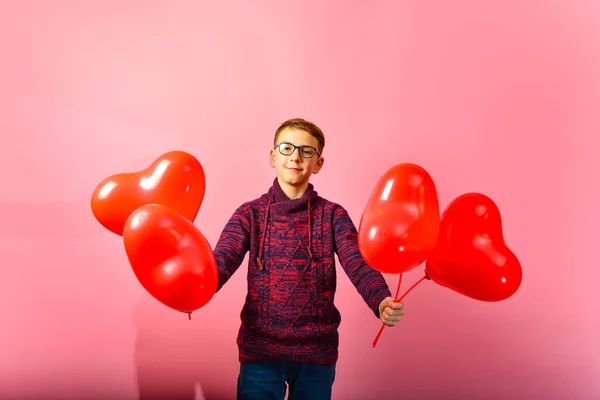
[274,142,321,159]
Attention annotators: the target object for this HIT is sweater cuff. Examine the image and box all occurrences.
[371,289,392,319]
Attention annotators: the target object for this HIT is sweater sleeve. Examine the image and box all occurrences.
[333,205,392,318]
[213,204,251,292]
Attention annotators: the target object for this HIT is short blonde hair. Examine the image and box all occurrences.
[274,118,325,153]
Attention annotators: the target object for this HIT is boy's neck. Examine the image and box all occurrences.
[277,177,309,200]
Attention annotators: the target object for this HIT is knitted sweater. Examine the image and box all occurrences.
[213,178,391,366]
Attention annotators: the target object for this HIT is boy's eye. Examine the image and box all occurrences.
[301,148,314,156]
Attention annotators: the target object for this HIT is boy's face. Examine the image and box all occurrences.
[270,127,324,189]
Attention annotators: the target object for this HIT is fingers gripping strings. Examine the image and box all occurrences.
[372,273,430,348]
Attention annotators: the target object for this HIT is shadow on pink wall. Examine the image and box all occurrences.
[133,282,240,400]
[0,201,240,399]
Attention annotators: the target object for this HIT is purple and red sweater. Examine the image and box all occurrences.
[213,178,391,366]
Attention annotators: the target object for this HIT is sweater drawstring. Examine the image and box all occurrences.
[256,197,314,270]
[256,196,272,270]
[307,200,313,260]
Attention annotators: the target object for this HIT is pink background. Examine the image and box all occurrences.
[1,1,598,399]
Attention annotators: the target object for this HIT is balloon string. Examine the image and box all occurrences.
[372,274,429,348]
[188,312,192,321]
[393,273,403,302]
[398,274,428,302]
[372,273,402,348]
[394,274,402,303]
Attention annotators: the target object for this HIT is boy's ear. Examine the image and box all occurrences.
[270,148,276,167]
[313,156,325,174]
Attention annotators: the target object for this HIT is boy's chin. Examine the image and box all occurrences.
[279,175,310,187]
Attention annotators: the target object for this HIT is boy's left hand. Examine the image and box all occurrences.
[378,297,405,326]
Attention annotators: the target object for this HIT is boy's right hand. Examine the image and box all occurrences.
[378,297,405,327]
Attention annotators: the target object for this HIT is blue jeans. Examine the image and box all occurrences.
[237,361,336,400]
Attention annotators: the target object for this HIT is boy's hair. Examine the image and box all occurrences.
[274,118,325,153]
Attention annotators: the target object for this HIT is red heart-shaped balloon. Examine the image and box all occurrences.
[425,193,522,302]
[91,151,205,236]
[358,163,440,274]
[123,204,218,313]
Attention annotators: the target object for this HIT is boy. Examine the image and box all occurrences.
[213,118,405,400]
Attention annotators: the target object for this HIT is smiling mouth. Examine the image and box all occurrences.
[287,167,302,171]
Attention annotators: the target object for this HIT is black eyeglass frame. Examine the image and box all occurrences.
[273,142,322,159]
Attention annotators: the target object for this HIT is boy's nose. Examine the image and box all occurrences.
[289,150,301,161]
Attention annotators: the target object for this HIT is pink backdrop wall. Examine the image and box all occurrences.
[1,1,598,399]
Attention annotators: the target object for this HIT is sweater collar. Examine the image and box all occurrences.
[267,178,318,216]
[255,178,318,271]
